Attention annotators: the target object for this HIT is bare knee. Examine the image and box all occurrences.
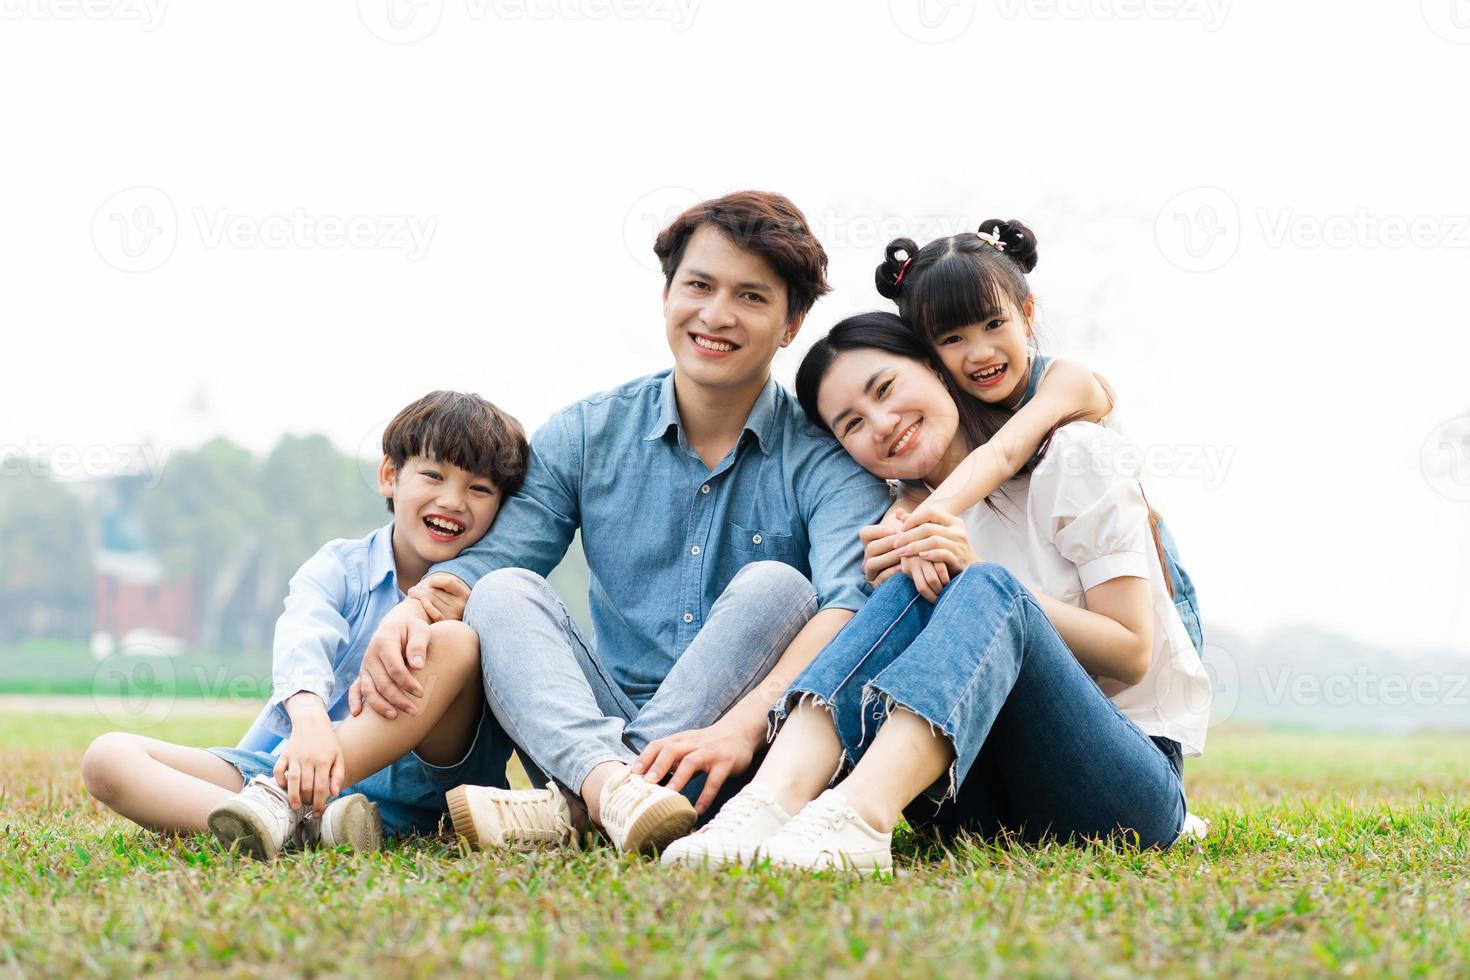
[427,620,480,674]
[81,732,142,804]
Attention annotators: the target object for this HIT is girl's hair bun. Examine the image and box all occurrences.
[977,218,1038,274]
[875,236,919,300]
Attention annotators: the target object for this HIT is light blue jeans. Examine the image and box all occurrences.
[464,561,819,808]
[772,564,1188,848]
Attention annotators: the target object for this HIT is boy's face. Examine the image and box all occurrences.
[378,455,502,564]
[663,225,804,394]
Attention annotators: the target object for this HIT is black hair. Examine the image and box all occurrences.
[875,218,1039,343]
[381,390,529,514]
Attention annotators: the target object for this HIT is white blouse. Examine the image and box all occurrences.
[957,422,1212,756]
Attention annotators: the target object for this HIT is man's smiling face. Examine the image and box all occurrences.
[663,225,803,393]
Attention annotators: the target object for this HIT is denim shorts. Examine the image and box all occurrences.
[208,706,512,838]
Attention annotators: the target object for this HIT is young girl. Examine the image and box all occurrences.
[872,219,1202,652]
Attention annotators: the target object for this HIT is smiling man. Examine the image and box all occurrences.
[351,191,890,855]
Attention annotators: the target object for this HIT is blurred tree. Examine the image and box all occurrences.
[0,462,93,640]
[258,434,386,586]
[139,437,263,649]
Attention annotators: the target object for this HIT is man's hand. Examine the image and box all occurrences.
[348,601,432,720]
[406,573,471,623]
[629,719,760,814]
[275,695,345,817]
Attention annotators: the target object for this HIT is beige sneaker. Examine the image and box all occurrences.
[208,774,303,861]
[660,783,792,868]
[446,785,576,852]
[1180,812,1209,841]
[757,789,892,872]
[597,768,696,856]
[312,794,382,852]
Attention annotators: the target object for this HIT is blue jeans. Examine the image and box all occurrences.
[772,565,1188,848]
[1156,517,1203,656]
[465,560,819,812]
[209,705,516,838]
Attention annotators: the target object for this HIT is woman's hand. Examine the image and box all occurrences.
[275,695,346,817]
[861,510,954,602]
[891,507,980,582]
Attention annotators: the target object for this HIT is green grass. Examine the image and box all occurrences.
[0,641,271,698]
[1,714,1466,977]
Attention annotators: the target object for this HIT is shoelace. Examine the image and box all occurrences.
[497,791,572,839]
[600,773,658,829]
[776,797,851,847]
[691,789,769,837]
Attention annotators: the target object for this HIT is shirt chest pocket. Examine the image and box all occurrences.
[728,520,799,559]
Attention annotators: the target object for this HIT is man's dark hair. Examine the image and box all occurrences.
[381,390,529,513]
[653,190,831,321]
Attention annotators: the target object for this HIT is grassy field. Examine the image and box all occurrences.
[0,711,1466,978]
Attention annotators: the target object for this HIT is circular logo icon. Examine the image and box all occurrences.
[1421,415,1470,501]
[622,185,700,272]
[355,416,392,497]
[92,186,177,273]
[1422,0,1470,42]
[888,0,976,43]
[91,646,178,729]
[1155,186,1240,273]
[358,0,443,44]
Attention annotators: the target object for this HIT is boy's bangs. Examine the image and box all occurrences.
[416,424,496,480]
[912,252,1007,341]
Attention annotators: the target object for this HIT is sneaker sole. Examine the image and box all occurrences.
[207,801,279,861]
[446,785,575,853]
[621,795,697,857]
[445,785,480,849]
[325,794,382,852]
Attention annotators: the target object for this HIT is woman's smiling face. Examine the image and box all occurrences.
[932,293,1035,406]
[816,347,960,482]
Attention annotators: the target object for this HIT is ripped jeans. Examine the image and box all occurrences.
[770,564,1187,848]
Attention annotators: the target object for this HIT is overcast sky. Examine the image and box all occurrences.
[2,0,1467,655]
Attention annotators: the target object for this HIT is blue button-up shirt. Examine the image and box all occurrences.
[237,523,403,751]
[432,369,891,705]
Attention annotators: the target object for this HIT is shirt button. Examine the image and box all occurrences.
[752,533,762,545]
[690,546,701,556]
[700,484,710,494]
[682,612,694,624]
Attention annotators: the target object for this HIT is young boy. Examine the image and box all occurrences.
[81,390,535,859]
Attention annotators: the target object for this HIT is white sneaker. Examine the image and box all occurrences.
[597,768,696,856]
[446,785,576,852]
[660,783,793,868]
[311,794,383,852]
[208,774,303,861]
[1180,811,1209,841]
[757,789,892,872]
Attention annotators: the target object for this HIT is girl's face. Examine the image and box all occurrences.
[933,293,1036,406]
[816,348,960,482]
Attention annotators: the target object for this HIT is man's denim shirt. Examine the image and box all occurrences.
[237,523,402,751]
[432,369,891,704]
